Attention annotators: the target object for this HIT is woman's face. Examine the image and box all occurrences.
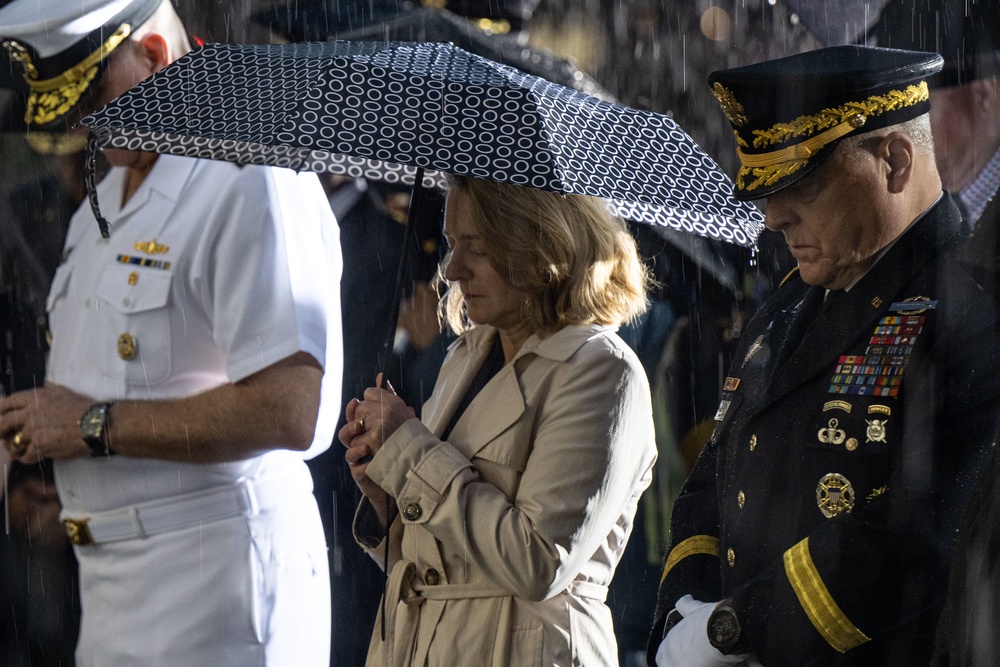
[443,188,528,333]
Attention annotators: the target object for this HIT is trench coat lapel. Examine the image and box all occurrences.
[426,325,606,459]
[447,366,524,460]
[423,326,525,456]
[422,329,494,437]
[759,195,963,409]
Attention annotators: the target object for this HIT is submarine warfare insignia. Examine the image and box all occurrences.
[866,419,888,443]
[134,239,169,255]
[818,418,846,446]
[817,473,855,518]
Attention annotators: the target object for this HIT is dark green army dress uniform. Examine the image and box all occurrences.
[649,45,1000,667]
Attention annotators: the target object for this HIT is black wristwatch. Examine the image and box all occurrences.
[80,402,115,457]
[707,600,749,654]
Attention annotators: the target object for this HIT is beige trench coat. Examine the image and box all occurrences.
[354,324,657,666]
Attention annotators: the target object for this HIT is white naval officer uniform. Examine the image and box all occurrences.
[46,154,342,666]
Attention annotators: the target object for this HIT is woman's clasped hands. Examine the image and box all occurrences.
[338,373,416,507]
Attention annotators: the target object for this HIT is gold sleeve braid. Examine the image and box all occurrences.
[783,537,871,653]
[659,535,720,584]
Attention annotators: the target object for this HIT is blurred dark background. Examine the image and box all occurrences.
[0,1,819,665]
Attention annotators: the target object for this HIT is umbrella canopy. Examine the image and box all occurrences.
[82,40,764,246]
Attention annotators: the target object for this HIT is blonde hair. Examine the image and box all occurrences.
[440,176,650,336]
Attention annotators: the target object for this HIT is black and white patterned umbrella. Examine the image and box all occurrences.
[82,40,764,246]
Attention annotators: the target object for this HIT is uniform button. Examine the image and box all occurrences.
[402,502,422,521]
[122,297,131,307]
[424,568,440,585]
[737,491,745,509]
[128,271,139,285]
[727,548,736,568]
[749,435,757,451]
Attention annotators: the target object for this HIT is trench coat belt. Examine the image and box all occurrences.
[412,579,608,602]
[383,560,609,667]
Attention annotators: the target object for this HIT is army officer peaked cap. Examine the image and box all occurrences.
[709,45,943,200]
[0,0,161,130]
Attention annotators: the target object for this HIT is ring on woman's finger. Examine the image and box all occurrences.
[11,431,27,456]
[359,417,366,432]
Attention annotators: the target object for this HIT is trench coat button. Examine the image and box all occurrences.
[117,333,138,360]
[402,502,422,521]
[424,568,440,585]
[727,548,736,568]
[749,435,757,451]
[737,491,745,509]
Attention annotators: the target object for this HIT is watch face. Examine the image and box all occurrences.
[81,405,107,439]
[710,608,741,648]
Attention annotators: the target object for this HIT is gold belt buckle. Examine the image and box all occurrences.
[64,518,94,546]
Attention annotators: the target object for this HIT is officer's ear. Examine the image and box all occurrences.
[879,131,914,195]
[137,33,171,75]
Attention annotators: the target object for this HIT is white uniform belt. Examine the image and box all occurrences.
[60,471,301,546]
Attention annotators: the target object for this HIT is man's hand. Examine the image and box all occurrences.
[0,383,92,463]
[655,595,752,667]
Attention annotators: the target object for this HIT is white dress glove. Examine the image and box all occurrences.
[655,595,754,667]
